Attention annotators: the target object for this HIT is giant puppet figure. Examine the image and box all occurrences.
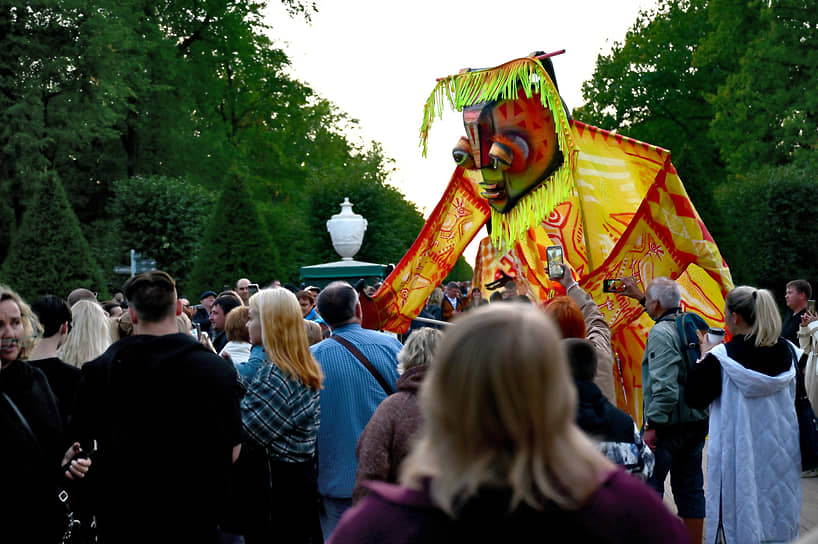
[361,51,733,420]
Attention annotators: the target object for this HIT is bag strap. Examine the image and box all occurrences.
[2,392,38,445]
[330,335,394,395]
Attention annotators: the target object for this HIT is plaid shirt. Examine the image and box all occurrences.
[241,360,320,463]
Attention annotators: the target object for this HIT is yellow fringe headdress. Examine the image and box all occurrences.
[420,55,577,249]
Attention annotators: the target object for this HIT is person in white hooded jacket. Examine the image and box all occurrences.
[686,285,801,544]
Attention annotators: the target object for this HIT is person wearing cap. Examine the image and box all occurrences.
[192,290,216,336]
[441,282,464,322]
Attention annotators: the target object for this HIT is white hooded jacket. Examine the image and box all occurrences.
[706,342,801,544]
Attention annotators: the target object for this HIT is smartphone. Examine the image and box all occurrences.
[546,245,564,279]
[602,279,626,293]
[193,322,202,339]
[810,300,816,313]
[248,283,259,296]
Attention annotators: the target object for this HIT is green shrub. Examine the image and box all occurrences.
[188,173,280,295]
[0,173,103,300]
[109,176,216,296]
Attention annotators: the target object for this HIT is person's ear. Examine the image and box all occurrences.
[129,307,139,325]
[60,321,69,336]
[175,299,182,317]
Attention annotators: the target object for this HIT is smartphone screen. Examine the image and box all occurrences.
[248,283,259,296]
[810,300,816,313]
[546,246,564,279]
[603,279,626,293]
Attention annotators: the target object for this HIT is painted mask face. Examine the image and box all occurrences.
[453,93,563,213]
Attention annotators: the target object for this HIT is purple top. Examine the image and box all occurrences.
[328,469,690,543]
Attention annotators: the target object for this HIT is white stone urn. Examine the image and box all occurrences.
[327,198,367,260]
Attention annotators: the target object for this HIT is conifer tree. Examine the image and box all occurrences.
[0,172,103,300]
[189,172,280,295]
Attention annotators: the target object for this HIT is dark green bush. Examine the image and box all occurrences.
[0,173,103,300]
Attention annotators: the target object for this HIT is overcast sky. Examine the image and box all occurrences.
[262,0,657,265]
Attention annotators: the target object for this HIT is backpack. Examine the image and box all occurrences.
[657,311,709,384]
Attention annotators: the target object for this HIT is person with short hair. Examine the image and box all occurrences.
[28,295,81,427]
[209,294,243,353]
[311,281,402,537]
[193,290,216,336]
[219,306,251,364]
[441,281,464,321]
[329,305,688,543]
[353,327,443,503]
[686,286,801,543]
[67,287,97,307]
[101,300,123,318]
[620,276,708,544]
[71,270,243,543]
[236,278,252,305]
[783,279,812,343]
[563,338,653,480]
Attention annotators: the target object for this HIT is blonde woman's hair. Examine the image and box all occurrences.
[249,289,323,391]
[59,300,112,367]
[401,303,605,515]
[303,320,323,346]
[0,284,42,362]
[397,327,442,373]
[726,285,781,347]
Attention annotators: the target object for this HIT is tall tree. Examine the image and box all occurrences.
[707,0,818,174]
[188,172,281,295]
[574,0,724,223]
[0,171,103,300]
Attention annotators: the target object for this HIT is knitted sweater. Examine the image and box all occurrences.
[352,365,427,503]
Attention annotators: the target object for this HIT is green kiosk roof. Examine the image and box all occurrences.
[299,260,387,289]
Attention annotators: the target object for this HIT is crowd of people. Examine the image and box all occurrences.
[1,269,816,543]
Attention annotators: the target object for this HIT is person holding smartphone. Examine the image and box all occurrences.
[799,299,818,411]
[541,262,616,404]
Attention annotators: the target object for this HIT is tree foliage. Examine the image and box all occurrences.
[714,151,818,298]
[107,176,217,295]
[0,172,103,300]
[574,0,723,223]
[188,172,280,296]
[1,0,429,290]
[577,0,818,292]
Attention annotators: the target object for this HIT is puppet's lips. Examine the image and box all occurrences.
[480,182,506,201]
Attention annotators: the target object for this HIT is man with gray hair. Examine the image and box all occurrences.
[621,276,708,544]
[310,281,402,538]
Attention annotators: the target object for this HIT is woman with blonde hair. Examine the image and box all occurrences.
[0,285,91,542]
[686,286,801,543]
[232,288,323,543]
[59,299,112,367]
[330,304,687,543]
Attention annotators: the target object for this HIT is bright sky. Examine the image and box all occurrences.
[262,0,657,266]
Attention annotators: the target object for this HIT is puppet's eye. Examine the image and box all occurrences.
[452,137,475,168]
[488,142,513,170]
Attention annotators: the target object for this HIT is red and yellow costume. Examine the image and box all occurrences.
[363,54,732,420]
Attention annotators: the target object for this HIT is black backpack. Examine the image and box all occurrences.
[657,311,709,384]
